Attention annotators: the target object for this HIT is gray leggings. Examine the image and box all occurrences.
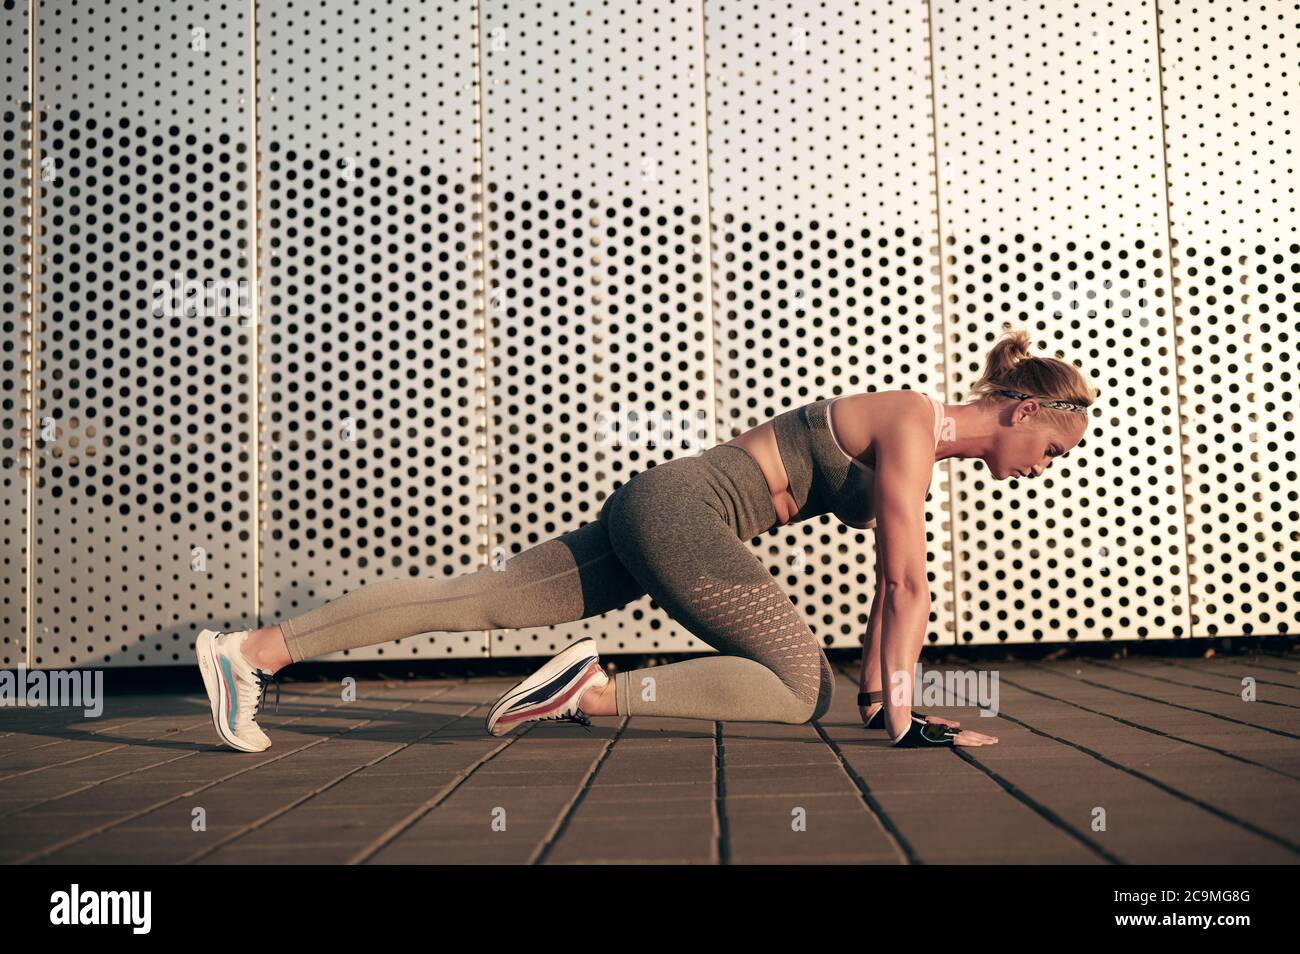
[278,419,843,724]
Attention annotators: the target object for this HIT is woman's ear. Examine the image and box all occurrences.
[1011,399,1040,426]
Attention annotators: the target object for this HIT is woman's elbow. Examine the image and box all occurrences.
[882,578,929,599]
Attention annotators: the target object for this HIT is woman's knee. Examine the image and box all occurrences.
[809,670,835,722]
[764,673,833,725]
[793,651,835,724]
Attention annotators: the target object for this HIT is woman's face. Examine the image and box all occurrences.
[988,405,1086,481]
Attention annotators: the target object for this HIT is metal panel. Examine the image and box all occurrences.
[32,1,256,666]
[704,0,953,648]
[1159,0,1299,638]
[14,1,1294,668]
[256,2,487,660]
[2,0,31,667]
[479,1,717,656]
[931,0,1191,643]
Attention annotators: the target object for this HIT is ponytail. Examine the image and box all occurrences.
[968,324,1100,421]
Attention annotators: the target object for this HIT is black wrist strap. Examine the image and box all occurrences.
[892,720,959,748]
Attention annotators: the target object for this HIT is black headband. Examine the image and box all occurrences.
[994,389,1089,415]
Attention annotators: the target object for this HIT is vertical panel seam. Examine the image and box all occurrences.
[250,0,262,626]
[924,0,959,647]
[471,1,492,657]
[697,0,718,447]
[1150,0,1195,639]
[26,0,37,667]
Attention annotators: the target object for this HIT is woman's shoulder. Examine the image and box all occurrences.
[830,388,934,419]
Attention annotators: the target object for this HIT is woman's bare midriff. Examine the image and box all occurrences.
[722,391,929,527]
[723,421,802,524]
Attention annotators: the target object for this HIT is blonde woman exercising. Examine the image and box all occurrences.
[196,326,1097,752]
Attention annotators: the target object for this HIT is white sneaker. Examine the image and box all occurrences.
[485,638,608,736]
[195,628,280,752]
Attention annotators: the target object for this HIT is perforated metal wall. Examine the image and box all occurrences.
[478,2,718,659]
[704,1,952,651]
[2,0,30,668]
[934,0,1187,643]
[29,1,256,668]
[5,1,1295,668]
[1159,0,1298,639]
[255,2,486,661]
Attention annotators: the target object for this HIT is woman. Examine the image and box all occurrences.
[196,326,1097,752]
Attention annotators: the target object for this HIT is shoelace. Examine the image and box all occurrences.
[224,630,281,720]
[252,668,281,716]
[534,709,593,733]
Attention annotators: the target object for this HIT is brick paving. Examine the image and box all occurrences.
[1,654,1298,864]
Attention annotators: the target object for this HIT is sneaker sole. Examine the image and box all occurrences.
[195,629,268,753]
[484,638,603,736]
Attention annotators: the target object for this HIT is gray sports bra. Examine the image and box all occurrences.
[821,392,944,530]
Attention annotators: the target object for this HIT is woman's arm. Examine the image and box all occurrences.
[859,576,962,729]
[856,537,886,713]
[859,398,994,745]
[869,403,936,738]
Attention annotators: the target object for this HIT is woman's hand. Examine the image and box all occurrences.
[951,728,998,746]
[861,704,999,745]
[922,714,961,729]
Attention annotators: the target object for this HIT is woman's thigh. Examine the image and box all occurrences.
[599,459,833,711]
[485,516,647,629]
